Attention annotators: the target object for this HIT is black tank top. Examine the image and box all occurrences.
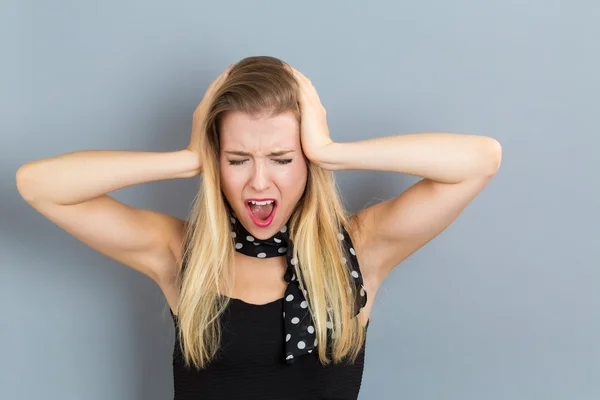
[170,296,369,400]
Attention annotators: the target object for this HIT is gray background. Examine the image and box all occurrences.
[2,0,599,399]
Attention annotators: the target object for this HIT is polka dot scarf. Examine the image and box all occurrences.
[227,209,368,364]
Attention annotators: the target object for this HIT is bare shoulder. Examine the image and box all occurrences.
[20,189,189,288]
[348,174,496,292]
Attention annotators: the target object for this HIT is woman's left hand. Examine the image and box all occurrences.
[286,65,335,167]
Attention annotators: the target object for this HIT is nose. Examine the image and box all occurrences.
[248,159,272,192]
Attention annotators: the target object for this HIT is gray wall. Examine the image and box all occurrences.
[2,1,598,399]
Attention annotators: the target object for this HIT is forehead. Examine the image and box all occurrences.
[219,110,300,153]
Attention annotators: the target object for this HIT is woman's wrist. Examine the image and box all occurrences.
[177,148,203,178]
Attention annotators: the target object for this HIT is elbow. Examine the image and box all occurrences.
[16,164,39,204]
[483,138,502,177]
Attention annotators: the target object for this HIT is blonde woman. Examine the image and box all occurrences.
[16,56,502,399]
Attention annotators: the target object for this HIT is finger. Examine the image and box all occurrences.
[286,65,319,107]
[207,64,234,94]
[225,63,236,74]
[291,67,310,85]
[295,72,317,102]
[295,74,316,100]
[288,67,311,95]
[214,65,233,83]
[213,63,235,82]
[285,63,301,79]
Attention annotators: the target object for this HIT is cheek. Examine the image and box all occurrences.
[219,165,243,196]
[288,165,307,181]
[275,164,308,193]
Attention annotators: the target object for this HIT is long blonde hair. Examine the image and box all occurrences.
[174,56,367,369]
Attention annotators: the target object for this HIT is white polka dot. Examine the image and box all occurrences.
[286,354,294,360]
[351,271,359,278]
[278,247,287,254]
[350,247,355,255]
[291,258,297,266]
[337,233,344,240]
[235,243,243,249]
[307,325,314,334]
[283,312,285,318]
[341,257,347,264]
[297,341,306,349]
[230,217,235,223]
[360,287,365,296]
[280,226,287,233]
[291,317,300,324]
[286,294,294,302]
[257,252,266,258]
[246,235,254,241]
[308,350,312,353]
[314,338,318,346]
[274,238,281,243]
[253,242,259,246]
[300,301,307,308]
[291,273,296,281]
[326,321,333,329]
[232,232,236,238]
[286,334,291,342]
[302,289,307,295]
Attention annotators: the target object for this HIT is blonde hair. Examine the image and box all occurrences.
[173,56,367,369]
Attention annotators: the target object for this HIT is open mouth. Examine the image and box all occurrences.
[245,199,277,227]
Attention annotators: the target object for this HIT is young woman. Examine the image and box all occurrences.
[16,56,502,399]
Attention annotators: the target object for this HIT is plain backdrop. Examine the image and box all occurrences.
[2,1,599,399]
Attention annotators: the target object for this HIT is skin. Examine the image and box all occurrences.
[16,63,501,326]
[218,110,308,240]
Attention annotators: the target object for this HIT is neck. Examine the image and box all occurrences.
[235,252,287,270]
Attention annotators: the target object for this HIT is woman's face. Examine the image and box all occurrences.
[219,110,308,240]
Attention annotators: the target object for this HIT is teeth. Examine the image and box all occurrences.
[248,200,274,206]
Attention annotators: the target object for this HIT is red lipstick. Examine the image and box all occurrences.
[244,198,277,228]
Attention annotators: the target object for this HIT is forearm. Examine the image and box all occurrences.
[320,133,502,183]
[16,149,201,205]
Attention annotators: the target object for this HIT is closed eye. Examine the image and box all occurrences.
[228,159,293,166]
[228,159,246,165]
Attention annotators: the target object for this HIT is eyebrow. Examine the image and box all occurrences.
[224,150,295,157]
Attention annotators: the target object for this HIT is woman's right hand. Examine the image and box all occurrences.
[187,63,236,160]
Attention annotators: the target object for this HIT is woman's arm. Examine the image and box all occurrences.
[315,132,501,179]
[15,149,200,285]
[286,64,502,286]
[17,149,200,205]
[15,64,233,288]
[319,134,501,285]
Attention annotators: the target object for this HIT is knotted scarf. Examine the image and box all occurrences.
[226,205,368,364]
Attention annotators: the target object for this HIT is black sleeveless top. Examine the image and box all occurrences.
[170,296,369,400]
